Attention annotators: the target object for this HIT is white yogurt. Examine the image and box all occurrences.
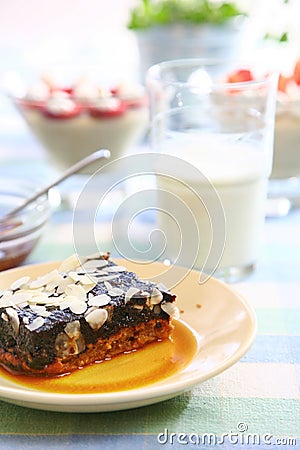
[19,107,149,172]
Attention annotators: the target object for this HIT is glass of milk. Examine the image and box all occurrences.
[147,59,278,282]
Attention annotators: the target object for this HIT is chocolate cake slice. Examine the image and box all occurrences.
[0,253,179,375]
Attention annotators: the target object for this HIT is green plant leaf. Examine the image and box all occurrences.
[127,0,244,29]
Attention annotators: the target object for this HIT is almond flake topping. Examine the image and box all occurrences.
[69,300,87,315]
[96,274,118,282]
[0,292,14,308]
[28,270,60,289]
[59,299,73,310]
[56,276,73,294]
[141,291,150,297]
[58,254,83,273]
[0,254,177,329]
[80,283,97,294]
[105,265,127,273]
[30,305,51,317]
[124,287,140,304]
[64,284,87,302]
[6,307,20,334]
[11,292,34,304]
[45,273,64,292]
[150,287,163,305]
[85,308,108,331]
[156,282,171,293]
[77,274,98,285]
[92,270,109,276]
[88,294,110,307]
[108,287,124,297]
[25,316,45,331]
[64,320,81,338]
[27,293,52,305]
[104,281,112,290]
[10,276,30,291]
[161,302,180,319]
[68,271,82,282]
[82,259,108,271]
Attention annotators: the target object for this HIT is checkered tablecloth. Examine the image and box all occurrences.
[0,154,299,450]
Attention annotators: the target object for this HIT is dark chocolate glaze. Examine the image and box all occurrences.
[0,258,176,370]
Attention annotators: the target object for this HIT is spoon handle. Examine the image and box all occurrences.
[3,149,111,220]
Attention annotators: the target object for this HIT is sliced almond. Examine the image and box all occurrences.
[150,287,163,305]
[96,274,118,282]
[140,291,150,297]
[68,271,82,282]
[11,292,34,304]
[64,320,81,338]
[85,308,108,331]
[124,287,140,304]
[6,307,20,335]
[25,316,45,331]
[59,298,73,310]
[108,287,124,297]
[0,291,14,308]
[58,254,83,273]
[45,273,64,292]
[29,305,51,317]
[27,293,51,305]
[1,312,8,321]
[104,281,112,290]
[156,282,171,293]
[56,276,73,294]
[10,276,30,291]
[64,284,86,302]
[77,274,98,285]
[88,294,111,307]
[161,302,180,319]
[28,270,59,289]
[105,265,127,273]
[82,259,108,271]
[69,300,87,314]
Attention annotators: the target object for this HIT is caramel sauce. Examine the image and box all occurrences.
[0,321,199,394]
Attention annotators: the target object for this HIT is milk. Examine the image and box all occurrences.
[155,135,268,275]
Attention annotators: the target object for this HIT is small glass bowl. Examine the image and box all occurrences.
[0,179,50,271]
[6,69,149,173]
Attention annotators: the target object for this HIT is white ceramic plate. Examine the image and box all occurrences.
[0,260,256,412]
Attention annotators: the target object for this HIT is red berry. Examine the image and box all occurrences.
[292,59,300,85]
[278,74,291,92]
[227,69,254,83]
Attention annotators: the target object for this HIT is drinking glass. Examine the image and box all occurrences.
[147,59,278,282]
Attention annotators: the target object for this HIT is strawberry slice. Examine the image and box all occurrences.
[110,87,119,95]
[60,86,74,95]
[227,69,254,83]
[278,73,291,92]
[292,59,300,85]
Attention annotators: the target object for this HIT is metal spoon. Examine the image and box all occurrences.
[1,148,111,221]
